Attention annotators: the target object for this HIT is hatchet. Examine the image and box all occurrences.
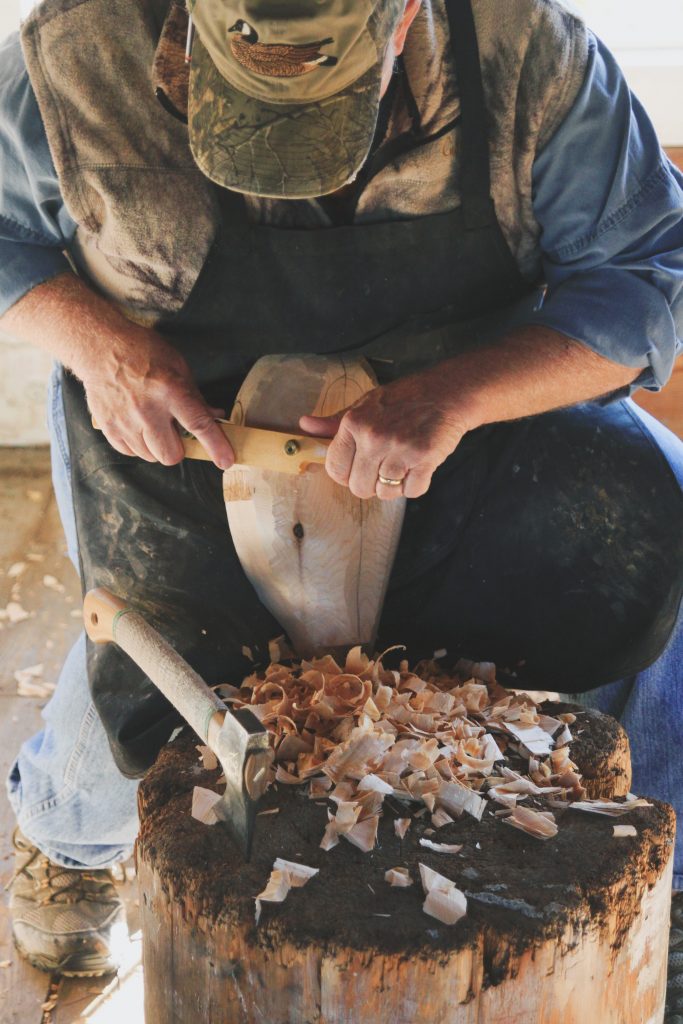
[83,587,273,860]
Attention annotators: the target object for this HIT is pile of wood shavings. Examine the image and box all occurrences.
[192,648,651,925]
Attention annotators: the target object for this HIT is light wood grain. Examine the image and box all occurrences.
[224,355,406,657]
[666,148,683,172]
[182,421,330,474]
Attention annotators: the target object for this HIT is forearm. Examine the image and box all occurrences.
[438,325,641,433]
[0,272,233,468]
[302,324,643,500]
[0,272,153,382]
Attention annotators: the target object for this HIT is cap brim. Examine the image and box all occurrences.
[188,34,382,199]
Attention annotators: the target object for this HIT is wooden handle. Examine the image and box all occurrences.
[182,422,330,474]
[83,588,225,743]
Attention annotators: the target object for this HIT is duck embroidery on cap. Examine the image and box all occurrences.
[228,20,338,77]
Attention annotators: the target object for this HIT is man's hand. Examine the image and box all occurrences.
[300,370,470,500]
[300,326,642,501]
[84,330,234,468]
[0,272,234,470]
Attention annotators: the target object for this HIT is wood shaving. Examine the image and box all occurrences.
[357,773,394,795]
[568,799,652,817]
[394,818,411,839]
[14,664,55,699]
[320,822,339,851]
[309,777,332,799]
[343,814,379,853]
[503,805,558,840]
[385,867,413,887]
[196,745,219,771]
[26,552,45,562]
[0,601,32,624]
[0,960,10,968]
[419,839,463,854]
[431,808,454,829]
[7,562,26,578]
[191,786,222,825]
[258,807,280,816]
[499,721,555,757]
[419,863,467,925]
[254,858,318,924]
[221,648,623,856]
[613,825,637,837]
[42,574,65,593]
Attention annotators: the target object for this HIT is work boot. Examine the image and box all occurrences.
[667,891,683,1023]
[7,828,126,976]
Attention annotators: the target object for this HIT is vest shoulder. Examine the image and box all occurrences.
[21,0,170,31]
[473,0,589,149]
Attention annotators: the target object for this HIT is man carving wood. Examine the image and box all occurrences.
[0,0,681,995]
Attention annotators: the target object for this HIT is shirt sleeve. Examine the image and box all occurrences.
[527,32,683,392]
[0,32,77,317]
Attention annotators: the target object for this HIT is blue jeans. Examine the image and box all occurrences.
[7,367,683,888]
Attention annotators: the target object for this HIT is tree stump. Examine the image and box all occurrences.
[136,704,674,1024]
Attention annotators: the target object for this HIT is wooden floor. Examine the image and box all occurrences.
[0,449,143,1024]
[633,360,683,439]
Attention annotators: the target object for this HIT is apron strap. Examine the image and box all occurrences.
[445,0,497,230]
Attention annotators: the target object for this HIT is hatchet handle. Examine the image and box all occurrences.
[83,588,226,744]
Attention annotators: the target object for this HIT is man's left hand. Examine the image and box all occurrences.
[299,370,469,500]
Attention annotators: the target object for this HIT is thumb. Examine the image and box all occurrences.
[299,411,345,438]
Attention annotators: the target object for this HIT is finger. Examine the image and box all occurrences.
[299,412,345,439]
[348,451,383,500]
[103,432,136,458]
[375,483,406,501]
[324,420,356,486]
[373,457,409,500]
[142,424,185,466]
[208,406,226,419]
[176,401,234,470]
[402,466,434,499]
[98,421,154,461]
[126,436,157,462]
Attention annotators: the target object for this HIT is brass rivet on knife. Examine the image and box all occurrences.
[284,439,300,456]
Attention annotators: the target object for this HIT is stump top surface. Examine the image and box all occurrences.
[137,729,673,966]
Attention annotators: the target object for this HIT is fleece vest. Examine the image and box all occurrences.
[21,0,588,322]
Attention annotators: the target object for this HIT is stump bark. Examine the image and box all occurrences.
[136,705,674,1024]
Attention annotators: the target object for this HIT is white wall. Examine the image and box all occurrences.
[1,2,53,446]
[574,0,683,145]
[0,4,20,41]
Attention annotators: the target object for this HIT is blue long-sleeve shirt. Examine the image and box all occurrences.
[0,28,681,390]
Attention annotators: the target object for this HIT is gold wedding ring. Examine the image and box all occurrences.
[378,474,404,487]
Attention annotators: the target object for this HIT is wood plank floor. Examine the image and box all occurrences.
[0,449,143,1024]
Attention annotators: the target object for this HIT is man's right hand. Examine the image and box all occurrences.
[0,273,234,470]
[83,328,234,468]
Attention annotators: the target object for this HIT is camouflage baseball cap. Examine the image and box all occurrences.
[186,0,405,198]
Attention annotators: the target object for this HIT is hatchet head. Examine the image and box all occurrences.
[82,587,274,860]
[206,705,274,860]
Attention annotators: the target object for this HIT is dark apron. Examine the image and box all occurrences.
[61,0,683,777]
